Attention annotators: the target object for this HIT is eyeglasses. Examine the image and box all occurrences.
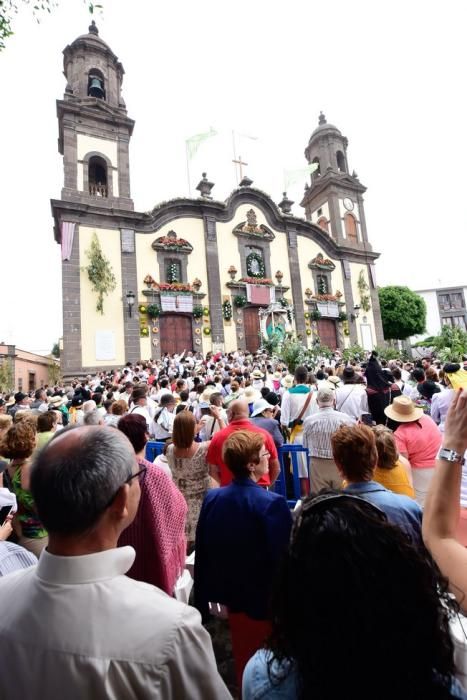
[105,467,147,509]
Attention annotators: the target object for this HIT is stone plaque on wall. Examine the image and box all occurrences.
[121,228,135,253]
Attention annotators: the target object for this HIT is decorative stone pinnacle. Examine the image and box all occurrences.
[239,175,253,187]
[319,111,326,125]
[196,173,214,199]
[89,20,99,35]
[278,192,294,215]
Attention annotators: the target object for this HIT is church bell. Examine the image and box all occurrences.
[88,77,104,99]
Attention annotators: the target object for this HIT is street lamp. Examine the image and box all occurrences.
[350,304,361,322]
[126,290,136,318]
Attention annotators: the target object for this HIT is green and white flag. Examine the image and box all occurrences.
[283,162,319,190]
[185,128,218,160]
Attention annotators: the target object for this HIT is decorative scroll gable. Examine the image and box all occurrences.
[233,208,275,241]
[308,252,336,271]
[151,230,193,254]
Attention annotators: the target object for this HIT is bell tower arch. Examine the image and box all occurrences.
[57,21,134,209]
[301,112,368,247]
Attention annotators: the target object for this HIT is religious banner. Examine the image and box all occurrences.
[160,294,177,312]
[61,221,75,261]
[176,295,193,312]
[317,301,339,318]
[246,284,275,305]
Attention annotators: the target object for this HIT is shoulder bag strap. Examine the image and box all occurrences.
[296,391,313,423]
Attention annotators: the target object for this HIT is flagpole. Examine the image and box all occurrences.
[232,130,238,185]
[185,142,192,197]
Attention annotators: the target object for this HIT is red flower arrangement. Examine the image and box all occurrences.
[157,282,193,292]
[312,293,339,302]
[239,277,274,286]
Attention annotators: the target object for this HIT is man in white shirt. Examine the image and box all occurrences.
[335,367,369,421]
[0,426,229,700]
[303,387,355,493]
[128,386,152,431]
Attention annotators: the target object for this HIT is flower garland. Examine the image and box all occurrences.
[239,277,273,286]
[222,300,233,321]
[192,305,204,319]
[246,251,266,278]
[166,263,180,283]
[357,271,371,312]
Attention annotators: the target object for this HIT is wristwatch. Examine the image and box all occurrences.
[437,447,465,465]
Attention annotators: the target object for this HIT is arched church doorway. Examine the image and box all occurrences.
[159,315,193,355]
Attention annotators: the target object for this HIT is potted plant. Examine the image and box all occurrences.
[147,304,161,319]
[192,305,204,319]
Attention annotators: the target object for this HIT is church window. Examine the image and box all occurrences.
[312,157,320,176]
[317,217,329,232]
[165,259,182,283]
[88,156,108,197]
[246,248,265,278]
[316,274,330,295]
[87,69,106,100]
[336,150,346,172]
[344,212,358,243]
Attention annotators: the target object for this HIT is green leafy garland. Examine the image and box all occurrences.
[246,251,265,278]
[222,299,233,320]
[193,305,204,319]
[234,295,248,308]
[278,297,293,323]
[147,304,161,318]
[82,233,116,314]
[357,270,371,312]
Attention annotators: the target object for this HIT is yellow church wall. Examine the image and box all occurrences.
[349,262,376,349]
[77,134,118,166]
[78,226,125,367]
[296,235,345,345]
[140,336,151,360]
[223,322,237,353]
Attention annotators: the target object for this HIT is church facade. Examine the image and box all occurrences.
[51,23,385,376]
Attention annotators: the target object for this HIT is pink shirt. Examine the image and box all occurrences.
[394,415,442,470]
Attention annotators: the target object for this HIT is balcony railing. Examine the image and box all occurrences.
[89,183,108,197]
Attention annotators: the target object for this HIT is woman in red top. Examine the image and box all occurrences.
[384,396,442,507]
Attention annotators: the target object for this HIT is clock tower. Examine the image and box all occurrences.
[301,112,370,250]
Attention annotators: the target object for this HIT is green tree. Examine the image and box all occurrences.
[0,1,102,51]
[378,286,426,340]
[0,358,14,392]
[429,325,467,363]
[51,341,60,358]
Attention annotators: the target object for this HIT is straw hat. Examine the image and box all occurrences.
[49,395,65,407]
[243,386,261,403]
[273,371,282,380]
[251,369,264,379]
[281,375,294,389]
[199,387,217,403]
[384,396,423,423]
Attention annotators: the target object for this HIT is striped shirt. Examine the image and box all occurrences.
[302,407,355,459]
[0,541,37,577]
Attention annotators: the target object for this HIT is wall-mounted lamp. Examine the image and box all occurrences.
[350,304,361,322]
[126,290,136,318]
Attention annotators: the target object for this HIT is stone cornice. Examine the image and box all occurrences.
[301,172,366,207]
[51,187,380,263]
[57,99,134,153]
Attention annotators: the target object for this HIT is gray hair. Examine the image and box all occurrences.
[82,399,97,414]
[83,409,101,426]
[30,427,134,535]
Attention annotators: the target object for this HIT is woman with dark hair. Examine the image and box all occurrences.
[243,492,465,699]
[117,414,187,596]
[365,350,400,425]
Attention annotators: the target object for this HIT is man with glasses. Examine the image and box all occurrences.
[0,426,230,700]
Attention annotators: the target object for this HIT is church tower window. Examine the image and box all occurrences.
[88,69,106,100]
[336,150,346,172]
[344,212,358,243]
[88,156,108,197]
[312,157,320,176]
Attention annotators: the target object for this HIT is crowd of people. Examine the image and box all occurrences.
[0,346,466,698]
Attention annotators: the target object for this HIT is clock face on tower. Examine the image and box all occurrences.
[343,197,354,212]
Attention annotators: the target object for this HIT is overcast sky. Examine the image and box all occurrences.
[0,0,466,354]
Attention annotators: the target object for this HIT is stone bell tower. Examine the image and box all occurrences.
[301,112,370,249]
[57,20,134,209]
